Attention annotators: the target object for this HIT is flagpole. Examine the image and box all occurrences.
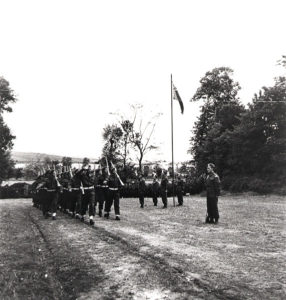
[171,74,175,207]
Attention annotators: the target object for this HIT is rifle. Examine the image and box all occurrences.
[80,181,85,195]
[110,161,124,187]
[53,170,61,188]
[105,157,110,176]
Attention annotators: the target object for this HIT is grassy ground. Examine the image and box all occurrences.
[0,194,285,299]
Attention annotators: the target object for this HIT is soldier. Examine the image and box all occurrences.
[104,164,124,220]
[95,166,109,217]
[77,161,96,225]
[205,163,220,224]
[42,169,61,220]
[160,170,169,208]
[151,175,160,206]
[176,175,184,206]
[138,173,146,208]
[59,167,71,213]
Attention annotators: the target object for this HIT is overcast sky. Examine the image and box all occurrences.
[1,0,285,163]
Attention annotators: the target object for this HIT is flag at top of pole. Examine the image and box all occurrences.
[172,82,184,114]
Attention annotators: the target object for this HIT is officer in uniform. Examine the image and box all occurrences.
[176,175,184,206]
[151,175,160,206]
[77,162,96,225]
[104,165,124,220]
[205,163,221,224]
[160,170,169,208]
[138,173,146,208]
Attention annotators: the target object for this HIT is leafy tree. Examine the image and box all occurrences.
[102,124,123,164]
[0,77,17,113]
[229,76,286,176]
[0,77,17,184]
[190,67,244,175]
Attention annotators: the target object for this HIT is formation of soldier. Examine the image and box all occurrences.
[32,159,124,224]
[31,159,220,225]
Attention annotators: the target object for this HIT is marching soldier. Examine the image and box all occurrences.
[95,166,109,217]
[77,161,96,225]
[104,164,124,220]
[151,175,160,206]
[205,163,221,224]
[160,170,169,208]
[138,173,146,208]
[176,175,184,206]
[42,169,61,220]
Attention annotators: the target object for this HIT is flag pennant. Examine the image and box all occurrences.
[172,83,184,114]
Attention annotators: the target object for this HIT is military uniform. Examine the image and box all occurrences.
[77,166,96,225]
[138,176,146,208]
[176,176,184,206]
[104,169,123,220]
[205,172,220,223]
[42,170,60,220]
[151,178,160,206]
[95,169,109,217]
[160,173,169,208]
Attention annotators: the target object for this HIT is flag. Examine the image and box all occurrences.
[172,82,184,114]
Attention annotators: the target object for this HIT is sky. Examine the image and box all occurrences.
[1,0,286,164]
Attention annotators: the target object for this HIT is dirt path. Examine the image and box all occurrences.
[0,199,208,299]
[1,196,285,299]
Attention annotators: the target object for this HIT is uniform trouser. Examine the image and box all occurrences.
[62,190,70,210]
[152,195,158,206]
[42,191,58,215]
[69,190,78,213]
[105,190,120,215]
[139,193,144,207]
[97,188,107,213]
[58,192,64,209]
[161,191,168,207]
[206,196,219,221]
[177,190,183,205]
[79,189,95,216]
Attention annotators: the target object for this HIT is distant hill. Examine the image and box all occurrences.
[11,151,96,163]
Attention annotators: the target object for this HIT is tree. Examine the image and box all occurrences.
[229,76,286,176]
[0,77,17,184]
[0,77,17,113]
[190,67,244,175]
[102,124,123,163]
[128,104,160,172]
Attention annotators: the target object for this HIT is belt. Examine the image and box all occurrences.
[83,186,94,190]
[109,188,118,191]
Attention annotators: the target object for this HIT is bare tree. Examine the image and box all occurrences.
[128,104,161,172]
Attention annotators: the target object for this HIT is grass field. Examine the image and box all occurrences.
[0,194,285,299]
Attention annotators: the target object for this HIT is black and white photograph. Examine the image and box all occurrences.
[0,0,285,299]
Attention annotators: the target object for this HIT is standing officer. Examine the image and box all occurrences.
[205,163,220,224]
[160,170,169,208]
[78,161,96,225]
[138,173,146,208]
[104,164,124,220]
[176,175,184,206]
[151,175,160,206]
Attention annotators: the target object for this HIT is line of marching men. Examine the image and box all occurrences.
[32,160,124,224]
[31,160,186,224]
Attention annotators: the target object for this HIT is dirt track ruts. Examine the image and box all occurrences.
[1,199,217,300]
